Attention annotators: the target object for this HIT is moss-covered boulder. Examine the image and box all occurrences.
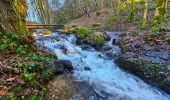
[115,57,170,94]
[40,30,52,35]
[61,27,105,49]
[90,32,105,48]
[61,26,93,39]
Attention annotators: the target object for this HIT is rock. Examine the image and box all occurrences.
[98,54,103,58]
[105,50,114,58]
[80,45,93,51]
[84,67,91,71]
[157,51,170,60]
[103,32,111,41]
[45,75,99,100]
[54,60,73,72]
[103,46,112,51]
[115,57,170,94]
[112,38,117,45]
[76,39,82,45]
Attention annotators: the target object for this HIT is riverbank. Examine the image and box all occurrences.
[115,23,170,94]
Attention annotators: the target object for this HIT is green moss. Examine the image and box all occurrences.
[120,44,131,52]
[147,63,158,72]
[75,26,93,39]
[165,34,170,44]
[88,32,105,47]
[94,34,105,47]
[61,26,93,39]
[115,57,137,67]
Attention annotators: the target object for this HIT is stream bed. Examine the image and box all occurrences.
[34,31,170,100]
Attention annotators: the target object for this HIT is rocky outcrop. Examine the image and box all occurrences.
[115,55,170,94]
[114,28,170,94]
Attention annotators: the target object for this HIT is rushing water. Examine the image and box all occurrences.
[35,32,170,100]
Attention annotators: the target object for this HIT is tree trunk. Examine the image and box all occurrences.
[130,0,135,21]
[115,0,120,14]
[154,0,167,21]
[0,0,27,33]
[143,0,148,25]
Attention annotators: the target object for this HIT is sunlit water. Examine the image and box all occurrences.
[35,32,170,100]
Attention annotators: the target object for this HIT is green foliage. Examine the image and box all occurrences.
[136,4,144,11]
[120,44,131,52]
[151,21,166,32]
[41,68,55,81]
[107,14,117,29]
[7,52,55,99]
[4,94,17,100]
[0,30,32,54]
[120,2,127,11]
[146,32,157,41]
[145,21,166,41]
[0,30,20,50]
[148,2,156,10]
[165,34,170,44]
[11,86,23,93]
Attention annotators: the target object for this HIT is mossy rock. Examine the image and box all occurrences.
[93,32,105,47]
[86,32,104,48]
[115,57,170,94]
[40,30,52,35]
[114,57,143,74]
[61,26,93,39]
[165,34,170,44]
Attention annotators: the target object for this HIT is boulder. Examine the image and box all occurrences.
[54,60,73,72]
[103,32,111,41]
[115,57,170,94]
[84,67,91,71]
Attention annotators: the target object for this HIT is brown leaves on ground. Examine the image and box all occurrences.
[0,86,8,96]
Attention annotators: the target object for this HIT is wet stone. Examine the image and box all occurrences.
[44,75,99,100]
[54,60,73,72]
[84,67,91,71]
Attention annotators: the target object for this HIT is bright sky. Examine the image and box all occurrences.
[27,0,64,22]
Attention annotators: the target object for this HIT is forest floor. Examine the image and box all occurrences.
[0,45,60,99]
[66,10,170,94]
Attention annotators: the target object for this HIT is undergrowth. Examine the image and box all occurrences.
[0,30,56,99]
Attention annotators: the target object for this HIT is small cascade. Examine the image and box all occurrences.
[35,32,170,100]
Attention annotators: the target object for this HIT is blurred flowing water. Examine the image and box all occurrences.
[35,32,170,100]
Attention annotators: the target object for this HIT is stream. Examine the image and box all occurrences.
[34,31,170,100]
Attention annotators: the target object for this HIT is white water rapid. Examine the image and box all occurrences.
[35,32,170,100]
